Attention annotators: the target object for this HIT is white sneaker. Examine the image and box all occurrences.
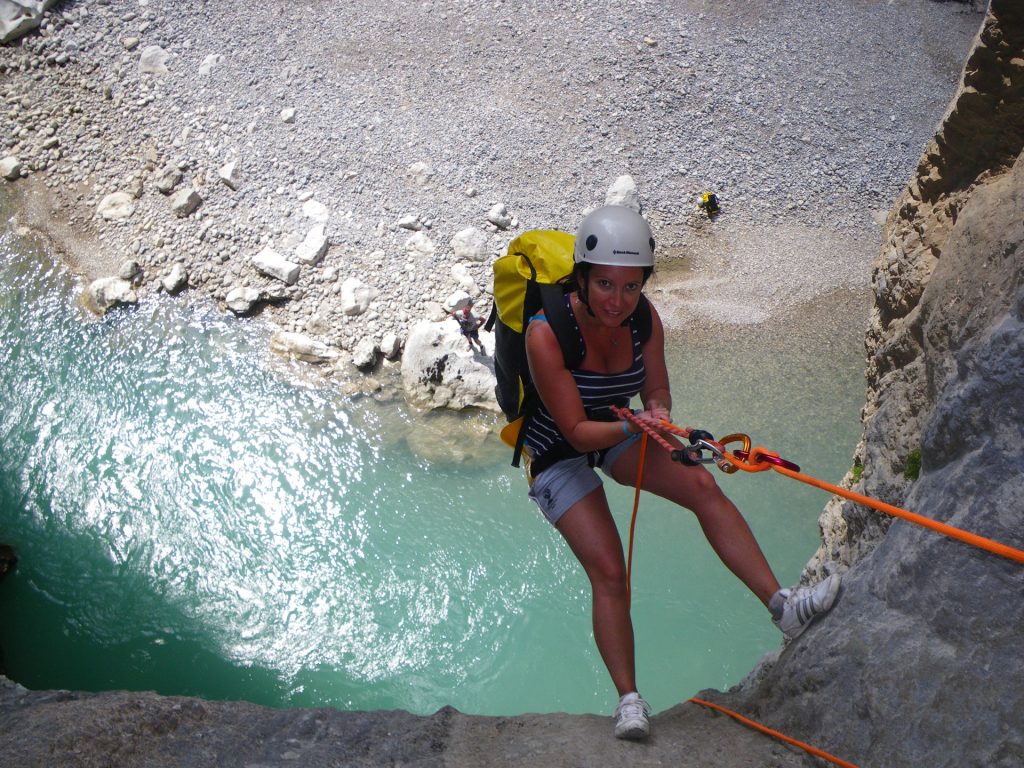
[773,573,841,640]
[613,692,650,740]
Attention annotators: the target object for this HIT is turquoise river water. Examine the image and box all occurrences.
[0,197,866,717]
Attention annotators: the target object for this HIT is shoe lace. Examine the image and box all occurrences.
[787,584,824,623]
[616,695,650,721]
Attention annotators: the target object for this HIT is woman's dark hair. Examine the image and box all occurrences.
[569,261,654,286]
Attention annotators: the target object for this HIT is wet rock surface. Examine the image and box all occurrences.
[0,678,818,768]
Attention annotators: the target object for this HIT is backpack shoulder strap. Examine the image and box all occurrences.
[632,294,653,345]
[538,283,583,370]
[483,300,497,333]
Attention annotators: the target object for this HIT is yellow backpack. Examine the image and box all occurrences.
[486,230,578,466]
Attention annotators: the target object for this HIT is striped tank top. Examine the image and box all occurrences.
[524,293,646,464]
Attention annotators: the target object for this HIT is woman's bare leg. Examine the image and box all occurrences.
[556,486,638,696]
[609,443,781,605]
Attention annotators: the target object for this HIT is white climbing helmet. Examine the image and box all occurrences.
[573,206,655,268]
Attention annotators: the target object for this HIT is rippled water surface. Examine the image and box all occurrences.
[0,202,866,716]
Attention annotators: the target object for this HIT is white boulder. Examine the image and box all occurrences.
[1,0,59,44]
[446,290,473,312]
[302,198,329,222]
[138,45,170,75]
[84,277,137,313]
[118,260,141,282]
[398,214,423,231]
[407,161,434,186]
[153,163,182,194]
[225,286,261,314]
[405,231,435,256]
[198,53,224,76]
[487,203,513,230]
[0,156,22,181]
[170,188,202,217]
[401,319,499,412]
[605,174,641,212]
[450,227,490,262]
[97,192,135,220]
[218,159,240,190]
[162,264,188,294]
[380,332,402,360]
[351,337,379,370]
[340,277,377,316]
[451,264,479,295]
[253,247,300,285]
[294,224,328,265]
[271,332,339,364]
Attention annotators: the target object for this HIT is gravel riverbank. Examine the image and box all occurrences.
[2,1,983,368]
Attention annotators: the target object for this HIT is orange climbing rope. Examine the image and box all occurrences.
[625,431,648,608]
[611,407,1022,768]
[757,461,1024,565]
[611,406,1024,566]
[689,698,859,768]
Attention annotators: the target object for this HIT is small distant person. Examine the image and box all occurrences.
[454,300,486,354]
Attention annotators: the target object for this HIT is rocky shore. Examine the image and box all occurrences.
[1,0,983,388]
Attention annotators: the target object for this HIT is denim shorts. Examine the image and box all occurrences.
[527,433,641,525]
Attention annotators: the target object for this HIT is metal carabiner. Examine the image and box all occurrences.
[718,433,752,455]
[714,433,752,474]
[734,449,801,474]
[671,429,712,466]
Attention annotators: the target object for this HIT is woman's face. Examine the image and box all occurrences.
[580,264,645,327]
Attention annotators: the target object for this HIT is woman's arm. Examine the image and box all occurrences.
[525,318,637,453]
[639,302,672,420]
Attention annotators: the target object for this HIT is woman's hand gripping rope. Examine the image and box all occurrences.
[610,406,796,474]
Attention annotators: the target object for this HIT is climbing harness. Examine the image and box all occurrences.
[610,406,1024,566]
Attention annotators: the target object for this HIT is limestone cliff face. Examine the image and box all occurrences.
[808,0,1024,575]
[727,2,1024,766]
